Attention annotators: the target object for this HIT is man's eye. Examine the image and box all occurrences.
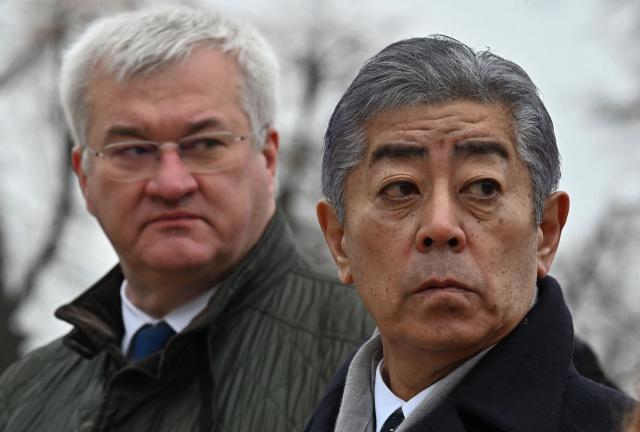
[183,137,225,151]
[180,136,228,159]
[464,179,500,198]
[108,143,156,158]
[380,181,419,199]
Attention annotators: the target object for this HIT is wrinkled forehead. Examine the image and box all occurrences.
[83,49,250,146]
[359,100,519,164]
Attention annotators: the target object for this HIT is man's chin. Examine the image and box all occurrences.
[134,242,221,274]
[388,317,501,353]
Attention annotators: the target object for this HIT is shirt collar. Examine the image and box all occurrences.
[374,360,435,432]
[374,360,404,430]
[120,280,216,354]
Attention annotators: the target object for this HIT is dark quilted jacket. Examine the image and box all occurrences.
[0,211,374,431]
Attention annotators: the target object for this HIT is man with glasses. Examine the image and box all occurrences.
[0,6,372,432]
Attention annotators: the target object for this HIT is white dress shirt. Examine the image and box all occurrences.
[120,280,216,354]
[374,360,435,432]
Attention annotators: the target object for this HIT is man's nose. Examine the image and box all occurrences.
[415,187,466,253]
[145,150,198,201]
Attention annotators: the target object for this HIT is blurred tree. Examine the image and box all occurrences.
[261,0,382,262]
[0,0,144,373]
[557,0,640,394]
[558,203,640,391]
[596,0,640,122]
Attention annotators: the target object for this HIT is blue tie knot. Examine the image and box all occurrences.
[128,321,176,361]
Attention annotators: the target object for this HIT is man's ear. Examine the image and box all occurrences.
[536,191,570,278]
[316,199,353,284]
[261,127,279,179]
[71,147,95,215]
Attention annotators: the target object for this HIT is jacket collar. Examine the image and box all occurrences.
[55,208,297,359]
[412,276,573,432]
[306,277,575,432]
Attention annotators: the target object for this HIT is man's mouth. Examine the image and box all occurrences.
[415,278,475,294]
[145,211,202,227]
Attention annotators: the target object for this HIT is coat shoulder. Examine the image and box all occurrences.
[560,367,634,431]
[264,254,374,344]
[0,338,80,392]
[0,338,94,430]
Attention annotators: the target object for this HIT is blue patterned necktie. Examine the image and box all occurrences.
[380,407,405,432]
[128,321,176,361]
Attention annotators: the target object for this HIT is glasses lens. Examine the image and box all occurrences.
[179,132,241,173]
[95,131,250,181]
[103,142,158,181]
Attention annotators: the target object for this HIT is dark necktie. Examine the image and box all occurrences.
[128,321,176,361]
[380,407,405,432]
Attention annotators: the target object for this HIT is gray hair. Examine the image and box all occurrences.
[59,5,279,149]
[322,36,560,225]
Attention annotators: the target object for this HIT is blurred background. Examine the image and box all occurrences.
[0,0,638,394]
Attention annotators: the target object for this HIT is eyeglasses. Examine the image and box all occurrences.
[86,129,262,182]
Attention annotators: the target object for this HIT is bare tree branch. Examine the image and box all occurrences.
[0,200,22,372]
[19,133,74,304]
[277,47,324,228]
[0,29,58,89]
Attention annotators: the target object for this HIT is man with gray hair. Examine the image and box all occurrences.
[306,36,632,432]
[0,6,372,431]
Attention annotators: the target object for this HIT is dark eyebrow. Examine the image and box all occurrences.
[104,117,228,143]
[105,126,147,141]
[186,118,226,135]
[369,143,427,167]
[452,141,510,161]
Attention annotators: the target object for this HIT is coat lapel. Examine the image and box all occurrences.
[307,277,577,432]
[406,277,573,432]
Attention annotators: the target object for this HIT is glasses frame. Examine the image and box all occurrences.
[85,126,267,182]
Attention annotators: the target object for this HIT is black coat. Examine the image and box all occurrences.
[305,276,633,432]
